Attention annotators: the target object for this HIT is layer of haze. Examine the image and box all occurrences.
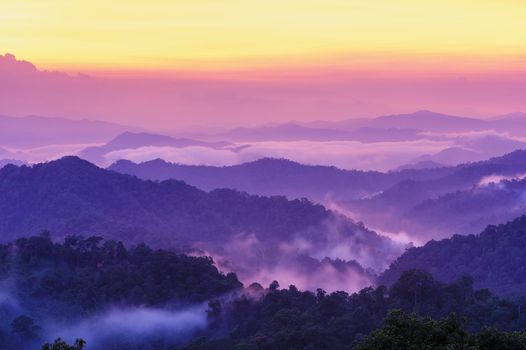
[1,0,526,128]
[1,53,525,130]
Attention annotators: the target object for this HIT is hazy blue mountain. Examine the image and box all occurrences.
[216,122,353,141]
[414,147,487,166]
[0,158,27,168]
[215,122,422,142]
[0,157,403,292]
[109,157,456,203]
[394,160,445,171]
[307,110,526,136]
[414,134,526,166]
[79,131,231,165]
[345,150,526,240]
[380,215,526,297]
[0,114,139,148]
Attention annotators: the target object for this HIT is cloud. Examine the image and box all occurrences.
[192,214,405,293]
[45,305,208,348]
[478,173,526,187]
[103,139,453,171]
[105,145,242,167]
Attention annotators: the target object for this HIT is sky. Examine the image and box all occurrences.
[0,0,525,128]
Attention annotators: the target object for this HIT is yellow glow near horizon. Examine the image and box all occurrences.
[1,0,525,73]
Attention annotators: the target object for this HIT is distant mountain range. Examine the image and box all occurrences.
[179,110,526,168]
[207,110,526,142]
[0,114,139,148]
[1,110,526,169]
[394,160,445,171]
[109,157,456,203]
[110,150,526,242]
[213,122,422,142]
[344,150,526,240]
[0,157,403,291]
[0,159,27,168]
[79,131,231,165]
[380,215,526,297]
[305,110,526,135]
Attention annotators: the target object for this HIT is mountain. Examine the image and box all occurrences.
[414,134,526,166]
[367,110,487,133]
[109,157,456,203]
[403,176,526,238]
[394,160,445,171]
[79,131,231,165]
[3,236,524,350]
[0,234,241,349]
[0,114,139,148]
[414,147,488,166]
[111,150,526,242]
[216,123,352,141]
[305,110,486,132]
[188,270,526,349]
[343,150,526,240]
[0,157,403,291]
[0,158,27,168]
[215,122,422,142]
[380,215,526,297]
[309,110,526,136]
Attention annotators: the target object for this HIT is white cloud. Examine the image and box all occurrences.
[103,139,453,171]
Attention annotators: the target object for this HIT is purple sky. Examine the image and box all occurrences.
[1,53,526,130]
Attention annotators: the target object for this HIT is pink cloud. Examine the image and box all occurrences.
[1,53,525,130]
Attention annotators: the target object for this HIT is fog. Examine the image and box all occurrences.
[0,287,210,350]
[103,139,452,171]
[45,305,208,349]
[192,215,406,293]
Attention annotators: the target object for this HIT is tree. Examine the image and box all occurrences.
[42,338,86,350]
[11,315,40,339]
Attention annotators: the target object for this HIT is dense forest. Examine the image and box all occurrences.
[0,156,328,245]
[1,234,526,349]
[0,234,241,349]
[2,157,526,348]
[344,150,526,239]
[0,157,401,292]
[381,215,526,297]
[179,269,526,350]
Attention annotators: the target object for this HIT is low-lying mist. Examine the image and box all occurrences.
[0,286,211,350]
[192,215,406,293]
[45,305,208,349]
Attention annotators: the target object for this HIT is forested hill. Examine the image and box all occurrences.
[380,215,526,297]
[0,234,241,350]
[0,156,330,245]
[109,157,454,203]
[0,234,241,309]
[0,157,401,290]
[179,270,526,350]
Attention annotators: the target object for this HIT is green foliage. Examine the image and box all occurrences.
[355,311,473,349]
[42,338,86,350]
[0,156,329,247]
[182,270,526,350]
[356,311,526,350]
[0,234,242,315]
[382,215,526,297]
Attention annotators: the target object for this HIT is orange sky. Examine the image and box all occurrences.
[1,1,525,127]
[1,0,525,76]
